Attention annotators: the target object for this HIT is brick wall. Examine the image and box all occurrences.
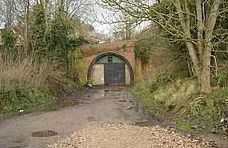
[81,40,136,82]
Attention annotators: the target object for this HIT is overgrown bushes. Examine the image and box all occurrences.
[133,62,228,135]
[0,87,54,115]
[212,65,228,87]
[0,0,94,120]
[133,24,228,134]
[0,54,80,118]
[0,55,54,116]
[134,39,154,64]
[133,70,228,133]
[132,33,228,132]
[0,18,85,118]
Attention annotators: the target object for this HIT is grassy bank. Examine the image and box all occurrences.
[0,86,54,118]
[132,72,228,134]
[0,57,79,120]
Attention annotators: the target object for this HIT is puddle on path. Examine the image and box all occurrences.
[77,87,132,101]
[31,130,58,137]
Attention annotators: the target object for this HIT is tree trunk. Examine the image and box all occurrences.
[198,0,222,94]
[199,44,212,93]
[199,64,211,93]
[25,0,30,55]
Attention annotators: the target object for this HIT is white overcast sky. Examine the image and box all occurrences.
[91,0,155,37]
[91,1,119,36]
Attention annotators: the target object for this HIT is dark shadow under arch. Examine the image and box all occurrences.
[87,52,134,84]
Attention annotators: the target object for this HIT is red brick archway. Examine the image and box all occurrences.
[80,40,136,85]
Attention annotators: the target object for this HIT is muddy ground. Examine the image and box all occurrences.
[0,87,227,148]
[0,87,147,148]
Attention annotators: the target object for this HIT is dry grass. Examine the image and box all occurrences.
[0,53,54,93]
[0,52,59,115]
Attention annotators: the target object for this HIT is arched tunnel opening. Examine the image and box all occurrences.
[87,52,134,86]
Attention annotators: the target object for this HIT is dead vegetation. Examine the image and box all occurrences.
[0,55,52,93]
[0,52,78,117]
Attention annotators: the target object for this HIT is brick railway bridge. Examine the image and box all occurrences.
[81,40,136,86]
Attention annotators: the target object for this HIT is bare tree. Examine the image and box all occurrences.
[0,0,17,27]
[102,0,226,93]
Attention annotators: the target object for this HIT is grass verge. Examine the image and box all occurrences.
[0,56,79,120]
[0,81,78,120]
[132,72,228,134]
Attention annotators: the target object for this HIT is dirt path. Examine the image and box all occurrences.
[0,87,210,148]
[0,87,146,148]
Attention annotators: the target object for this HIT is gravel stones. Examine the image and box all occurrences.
[49,123,210,148]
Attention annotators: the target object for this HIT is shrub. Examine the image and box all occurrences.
[134,39,154,64]
[212,67,228,87]
[0,53,55,115]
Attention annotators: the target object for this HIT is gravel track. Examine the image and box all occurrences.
[49,122,210,148]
